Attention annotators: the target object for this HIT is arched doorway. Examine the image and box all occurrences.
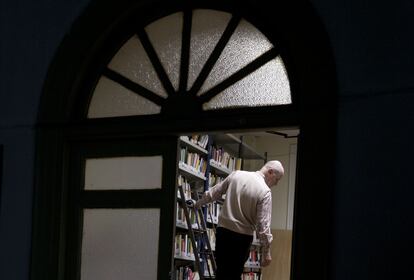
[32,1,336,279]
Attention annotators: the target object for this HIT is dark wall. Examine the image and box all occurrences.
[312,1,414,278]
[0,1,90,279]
[0,0,413,279]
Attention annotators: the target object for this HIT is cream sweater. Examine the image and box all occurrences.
[195,170,273,254]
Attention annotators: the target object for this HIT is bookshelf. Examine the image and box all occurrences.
[175,135,209,280]
[211,134,267,163]
[211,134,265,280]
[174,133,266,280]
[243,232,263,280]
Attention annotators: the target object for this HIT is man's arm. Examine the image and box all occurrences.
[256,191,273,267]
[194,172,232,208]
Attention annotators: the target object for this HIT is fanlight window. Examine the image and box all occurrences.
[88,9,291,118]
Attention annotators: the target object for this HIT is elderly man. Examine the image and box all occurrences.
[194,160,284,280]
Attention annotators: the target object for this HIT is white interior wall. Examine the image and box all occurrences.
[242,134,297,230]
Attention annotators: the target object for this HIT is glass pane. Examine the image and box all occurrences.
[203,57,291,110]
[85,156,163,190]
[81,209,160,280]
[145,12,183,92]
[88,9,293,118]
[108,35,168,98]
[198,19,273,95]
[188,9,232,90]
[88,76,161,118]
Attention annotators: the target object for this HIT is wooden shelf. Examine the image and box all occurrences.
[209,159,232,175]
[211,134,266,160]
[178,161,206,181]
[180,136,208,155]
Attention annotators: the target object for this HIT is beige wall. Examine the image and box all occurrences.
[261,229,292,280]
[241,134,297,230]
[228,132,296,280]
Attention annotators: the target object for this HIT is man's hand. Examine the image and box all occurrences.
[261,254,272,267]
[186,199,196,208]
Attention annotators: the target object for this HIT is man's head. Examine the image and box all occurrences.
[260,160,284,188]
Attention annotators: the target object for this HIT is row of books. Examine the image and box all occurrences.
[242,272,261,280]
[180,145,242,180]
[206,202,222,224]
[175,233,196,260]
[252,231,261,245]
[245,249,262,267]
[175,266,200,280]
[177,174,192,200]
[186,134,209,149]
[180,148,208,175]
[207,173,226,188]
[176,203,200,229]
[201,258,215,278]
[206,228,216,250]
[210,146,243,172]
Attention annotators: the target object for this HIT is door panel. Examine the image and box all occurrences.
[80,209,160,280]
[84,156,163,190]
[67,137,178,280]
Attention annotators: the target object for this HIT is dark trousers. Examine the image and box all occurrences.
[214,227,253,280]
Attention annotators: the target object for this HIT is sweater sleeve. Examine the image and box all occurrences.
[256,191,273,257]
[194,172,232,208]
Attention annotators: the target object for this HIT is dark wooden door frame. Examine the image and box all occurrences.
[32,0,337,279]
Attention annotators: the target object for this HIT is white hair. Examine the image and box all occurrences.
[261,160,284,176]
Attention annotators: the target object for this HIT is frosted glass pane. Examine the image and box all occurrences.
[90,10,293,118]
[81,209,160,280]
[145,12,183,92]
[85,156,163,190]
[188,9,232,90]
[88,77,161,118]
[198,19,273,95]
[108,35,167,98]
[203,57,291,110]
